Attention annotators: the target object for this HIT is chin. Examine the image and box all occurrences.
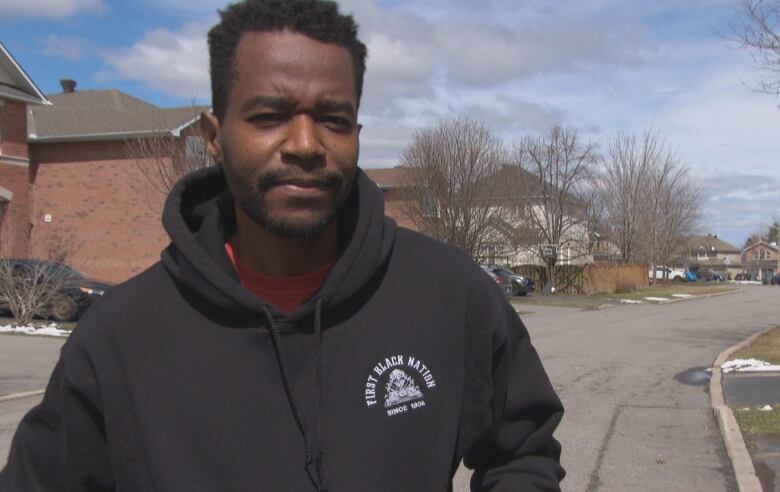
[256,208,337,240]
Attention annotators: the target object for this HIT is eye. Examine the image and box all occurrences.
[318,115,354,132]
[248,113,287,127]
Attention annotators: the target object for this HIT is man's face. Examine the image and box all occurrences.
[204,30,360,239]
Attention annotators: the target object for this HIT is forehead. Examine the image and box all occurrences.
[229,30,357,106]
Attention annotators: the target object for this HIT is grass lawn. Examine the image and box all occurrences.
[511,295,606,310]
[730,326,780,365]
[511,281,737,310]
[594,282,737,302]
[0,316,76,332]
[734,405,780,435]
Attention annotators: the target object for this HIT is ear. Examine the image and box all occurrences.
[200,111,222,164]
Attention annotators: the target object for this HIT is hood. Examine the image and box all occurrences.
[160,166,397,322]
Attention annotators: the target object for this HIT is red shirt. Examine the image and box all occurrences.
[224,241,334,314]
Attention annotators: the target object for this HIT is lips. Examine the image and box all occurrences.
[275,179,330,189]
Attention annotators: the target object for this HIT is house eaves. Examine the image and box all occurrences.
[0,42,51,106]
[171,111,208,137]
[28,129,174,144]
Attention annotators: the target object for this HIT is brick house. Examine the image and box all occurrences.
[365,164,595,267]
[27,85,206,282]
[362,167,419,230]
[677,234,743,280]
[742,241,778,282]
[0,42,51,259]
[0,43,206,282]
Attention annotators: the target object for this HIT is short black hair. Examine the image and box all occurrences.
[207,0,367,120]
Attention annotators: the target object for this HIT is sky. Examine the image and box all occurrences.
[1,0,779,247]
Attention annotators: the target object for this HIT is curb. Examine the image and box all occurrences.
[0,389,45,403]
[664,288,743,304]
[710,327,775,492]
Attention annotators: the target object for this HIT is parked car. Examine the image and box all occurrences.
[649,266,687,281]
[0,260,112,321]
[771,274,780,285]
[481,264,535,296]
[479,264,512,297]
[734,273,752,281]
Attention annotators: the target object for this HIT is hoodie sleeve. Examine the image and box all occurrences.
[464,301,565,491]
[0,339,114,492]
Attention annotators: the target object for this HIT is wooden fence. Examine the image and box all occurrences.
[512,263,649,295]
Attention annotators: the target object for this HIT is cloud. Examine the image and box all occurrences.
[101,22,212,101]
[42,35,90,61]
[0,0,105,18]
[695,173,780,245]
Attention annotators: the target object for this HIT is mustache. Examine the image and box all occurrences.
[257,168,344,191]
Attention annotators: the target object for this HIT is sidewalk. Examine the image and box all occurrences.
[713,329,780,492]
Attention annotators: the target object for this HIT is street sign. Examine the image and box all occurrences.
[542,244,557,259]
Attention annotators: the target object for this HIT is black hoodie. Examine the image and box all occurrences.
[1,167,564,491]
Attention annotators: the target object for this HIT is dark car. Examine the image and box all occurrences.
[734,273,751,281]
[481,264,535,296]
[0,260,112,321]
[771,274,780,286]
[479,264,512,297]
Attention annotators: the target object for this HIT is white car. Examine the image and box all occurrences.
[649,266,686,281]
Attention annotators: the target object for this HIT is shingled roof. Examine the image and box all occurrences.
[683,235,740,253]
[28,89,207,143]
[0,42,50,105]
[363,166,421,188]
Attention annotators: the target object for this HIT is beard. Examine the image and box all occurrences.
[221,151,356,240]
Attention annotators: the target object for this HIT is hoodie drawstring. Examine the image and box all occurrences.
[262,299,326,492]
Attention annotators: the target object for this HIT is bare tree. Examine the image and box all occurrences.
[600,131,660,262]
[640,156,703,283]
[513,124,601,292]
[600,130,703,282]
[125,122,214,195]
[0,229,85,325]
[732,0,780,97]
[399,116,510,258]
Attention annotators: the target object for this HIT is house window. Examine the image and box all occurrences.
[698,246,706,260]
[421,189,439,218]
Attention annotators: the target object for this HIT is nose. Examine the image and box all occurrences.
[281,114,325,167]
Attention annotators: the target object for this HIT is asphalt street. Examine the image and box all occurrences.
[1,285,779,491]
[521,285,779,491]
[723,373,780,407]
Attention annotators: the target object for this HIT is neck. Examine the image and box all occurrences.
[230,207,338,277]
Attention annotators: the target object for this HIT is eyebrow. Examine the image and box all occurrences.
[314,99,356,117]
[241,95,294,113]
[241,95,355,117]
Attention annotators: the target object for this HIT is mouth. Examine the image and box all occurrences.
[269,179,333,196]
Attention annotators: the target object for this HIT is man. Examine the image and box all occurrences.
[0,1,564,490]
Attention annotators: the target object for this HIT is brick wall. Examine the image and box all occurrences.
[0,162,30,258]
[381,188,418,230]
[0,99,29,158]
[30,140,170,283]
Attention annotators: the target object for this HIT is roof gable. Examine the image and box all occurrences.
[743,241,779,253]
[0,42,50,105]
[28,89,208,142]
[363,166,421,188]
[684,235,740,253]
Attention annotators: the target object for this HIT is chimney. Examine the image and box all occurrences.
[60,79,77,93]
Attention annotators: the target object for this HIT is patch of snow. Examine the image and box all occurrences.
[619,299,644,304]
[735,281,762,285]
[0,323,70,337]
[671,294,692,298]
[759,405,774,412]
[644,296,670,302]
[722,358,780,373]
